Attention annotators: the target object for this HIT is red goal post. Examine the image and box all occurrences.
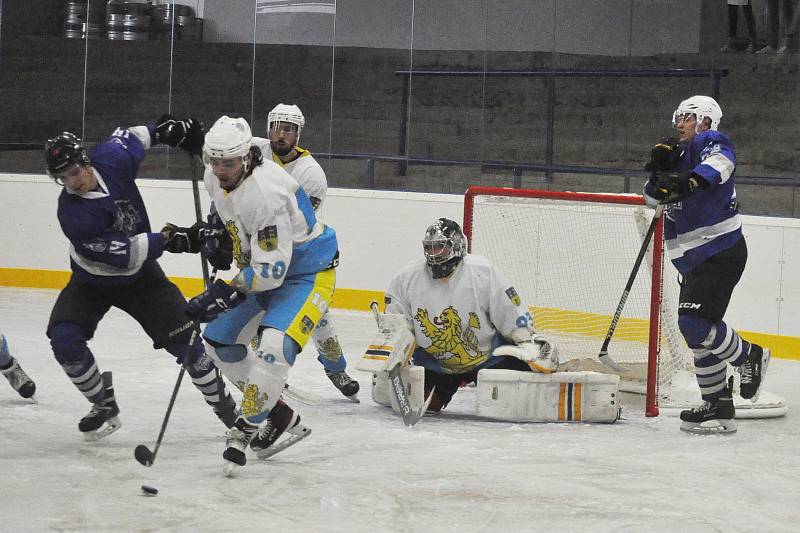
[463,186,666,416]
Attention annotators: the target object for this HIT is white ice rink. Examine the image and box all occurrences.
[1,287,799,532]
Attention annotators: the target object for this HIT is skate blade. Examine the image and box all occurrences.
[680,419,737,435]
[256,426,312,459]
[345,394,360,404]
[223,460,239,477]
[82,417,122,441]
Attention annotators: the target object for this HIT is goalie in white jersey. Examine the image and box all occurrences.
[384,218,559,413]
[247,103,358,401]
[183,116,338,475]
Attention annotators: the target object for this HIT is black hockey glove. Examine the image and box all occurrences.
[651,171,697,204]
[155,114,205,156]
[162,222,204,254]
[186,279,244,323]
[202,211,233,270]
[644,137,681,172]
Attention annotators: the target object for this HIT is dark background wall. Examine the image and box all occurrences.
[0,0,797,216]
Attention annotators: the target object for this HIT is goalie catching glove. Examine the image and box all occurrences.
[186,279,244,322]
[155,114,205,156]
[493,332,559,374]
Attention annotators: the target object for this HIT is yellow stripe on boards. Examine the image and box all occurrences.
[2,268,799,360]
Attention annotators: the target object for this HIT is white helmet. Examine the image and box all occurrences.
[268,103,305,135]
[203,116,253,162]
[672,95,723,131]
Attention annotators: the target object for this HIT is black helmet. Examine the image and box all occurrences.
[45,132,89,179]
[422,218,466,279]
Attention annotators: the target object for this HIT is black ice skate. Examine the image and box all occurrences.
[680,377,736,434]
[1,357,36,399]
[212,392,238,429]
[738,344,770,402]
[325,369,360,402]
[79,372,121,441]
[250,399,311,459]
[222,418,257,477]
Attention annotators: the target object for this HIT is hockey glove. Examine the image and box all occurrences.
[652,171,697,204]
[155,114,205,156]
[185,279,244,323]
[644,138,681,172]
[201,211,233,270]
[162,222,204,254]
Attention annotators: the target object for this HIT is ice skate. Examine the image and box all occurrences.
[222,418,257,476]
[1,357,36,400]
[325,369,360,402]
[680,378,736,434]
[79,372,121,441]
[250,399,311,459]
[738,344,770,402]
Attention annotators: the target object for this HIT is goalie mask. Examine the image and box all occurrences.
[422,218,466,279]
[672,95,722,132]
[45,132,90,181]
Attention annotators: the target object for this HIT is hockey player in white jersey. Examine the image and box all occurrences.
[0,333,36,399]
[247,103,359,401]
[383,218,559,413]
[183,116,339,475]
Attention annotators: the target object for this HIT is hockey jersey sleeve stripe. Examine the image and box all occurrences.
[294,188,318,234]
[127,126,152,150]
[664,215,741,260]
[696,153,735,184]
[68,233,151,277]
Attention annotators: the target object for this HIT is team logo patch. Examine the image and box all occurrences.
[257,225,278,251]
[505,286,521,306]
[83,238,107,253]
[300,315,315,335]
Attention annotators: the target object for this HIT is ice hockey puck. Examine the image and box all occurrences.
[141,485,158,496]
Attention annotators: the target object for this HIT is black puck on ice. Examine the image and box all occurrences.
[141,485,158,496]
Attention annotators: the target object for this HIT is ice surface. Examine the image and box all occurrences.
[1,287,798,532]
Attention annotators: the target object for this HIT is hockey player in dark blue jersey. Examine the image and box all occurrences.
[643,95,770,434]
[44,118,237,440]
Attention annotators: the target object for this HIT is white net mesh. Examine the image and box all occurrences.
[465,190,695,410]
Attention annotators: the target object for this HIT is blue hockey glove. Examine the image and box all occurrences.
[186,280,244,322]
[202,211,233,270]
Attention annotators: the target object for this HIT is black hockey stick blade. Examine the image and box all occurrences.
[598,350,632,374]
[134,444,155,467]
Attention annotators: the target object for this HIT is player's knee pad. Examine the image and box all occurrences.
[678,314,714,347]
[257,327,300,367]
[48,322,90,364]
[371,365,426,413]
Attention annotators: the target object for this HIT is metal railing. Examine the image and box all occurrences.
[395,67,730,180]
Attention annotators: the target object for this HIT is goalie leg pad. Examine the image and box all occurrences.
[371,365,425,414]
[476,369,621,423]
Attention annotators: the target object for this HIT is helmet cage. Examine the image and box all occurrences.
[422,218,466,278]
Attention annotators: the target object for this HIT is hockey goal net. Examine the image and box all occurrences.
[463,187,689,416]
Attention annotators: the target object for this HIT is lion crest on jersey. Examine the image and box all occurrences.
[317,336,343,362]
[226,220,250,268]
[414,306,485,372]
[238,381,268,418]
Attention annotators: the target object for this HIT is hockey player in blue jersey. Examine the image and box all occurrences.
[174,116,338,475]
[0,333,36,399]
[643,95,770,434]
[44,119,237,440]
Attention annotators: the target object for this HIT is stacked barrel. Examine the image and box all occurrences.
[63,1,202,42]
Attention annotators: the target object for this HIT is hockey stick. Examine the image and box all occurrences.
[370,301,432,426]
[135,351,188,466]
[598,203,665,373]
